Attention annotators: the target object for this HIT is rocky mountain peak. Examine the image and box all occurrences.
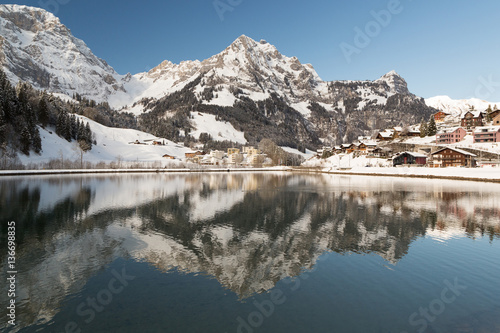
[375,70,409,95]
[0,4,123,101]
[0,4,61,33]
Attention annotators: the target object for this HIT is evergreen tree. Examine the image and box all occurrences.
[426,116,437,136]
[85,122,92,145]
[56,111,65,136]
[64,115,72,141]
[32,127,42,154]
[77,119,84,140]
[485,104,493,122]
[70,115,78,140]
[419,120,427,138]
[38,94,49,127]
[20,126,31,155]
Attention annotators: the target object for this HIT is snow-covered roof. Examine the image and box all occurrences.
[437,126,464,134]
[463,111,484,118]
[432,147,477,157]
[378,131,394,138]
[393,151,428,159]
[473,126,500,133]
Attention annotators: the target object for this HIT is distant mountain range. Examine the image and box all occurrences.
[1,4,497,147]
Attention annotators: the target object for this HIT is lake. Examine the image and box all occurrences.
[1,172,499,333]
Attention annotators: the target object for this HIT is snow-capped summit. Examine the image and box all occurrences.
[375,70,409,95]
[425,95,500,117]
[0,4,125,101]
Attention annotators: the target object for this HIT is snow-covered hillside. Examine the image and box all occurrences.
[425,95,500,117]
[18,116,192,165]
[189,112,247,144]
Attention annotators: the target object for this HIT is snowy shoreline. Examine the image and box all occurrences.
[0,167,291,177]
[1,166,500,184]
[293,166,500,183]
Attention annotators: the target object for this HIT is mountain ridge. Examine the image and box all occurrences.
[1,4,439,146]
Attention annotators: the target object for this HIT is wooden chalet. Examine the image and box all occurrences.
[185,151,205,159]
[372,147,392,158]
[376,130,394,141]
[393,152,427,167]
[434,111,450,123]
[430,147,476,168]
[493,113,500,126]
[461,111,484,129]
[340,143,351,153]
[489,109,500,121]
[162,154,175,159]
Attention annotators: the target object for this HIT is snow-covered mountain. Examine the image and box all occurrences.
[425,95,500,118]
[1,4,437,146]
[0,4,127,102]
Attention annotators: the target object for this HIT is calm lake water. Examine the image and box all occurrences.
[1,173,499,333]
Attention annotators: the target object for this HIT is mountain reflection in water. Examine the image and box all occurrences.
[0,173,499,332]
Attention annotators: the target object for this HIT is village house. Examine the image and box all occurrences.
[376,130,395,141]
[372,147,392,158]
[493,113,500,126]
[430,147,476,168]
[247,154,266,166]
[162,154,175,159]
[243,146,260,155]
[200,154,225,166]
[358,136,371,142]
[340,143,351,153]
[434,111,450,123]
[354,142,367,156]
[488,109,500,121]
[346,143,357,154]
[227,148,240,155]
[473,126,500,143]
[461,111,484,129]
[317,146,332,156]
[228,152,244,165]
[435,127,466,144]
[364,142,378,154]
[393,127,403,137]
[185,151,205,159]
[393,152,428,167]
[210,150,225,159]
[402,128,421,137]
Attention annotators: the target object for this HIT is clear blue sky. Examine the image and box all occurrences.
[7,0,500,101]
